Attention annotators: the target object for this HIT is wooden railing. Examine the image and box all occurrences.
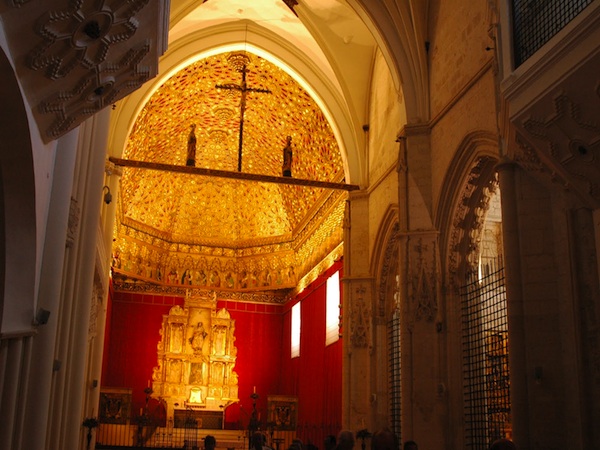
[95,426,298,449]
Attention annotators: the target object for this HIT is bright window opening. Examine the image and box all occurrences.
[291,302,301,358]
[326,270,340,345]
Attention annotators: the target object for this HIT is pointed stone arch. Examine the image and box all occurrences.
[432,131,502,449]
[370,205,401,432]
[372,205,401,321]
[348,0,430,122]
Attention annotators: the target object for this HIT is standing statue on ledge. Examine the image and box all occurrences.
[282,135,293,177]
[186,124,197,167]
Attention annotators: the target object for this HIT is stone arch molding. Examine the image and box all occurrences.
[0,45,37,333]
[372,205,401,322]
[347,0,430,123]
[437,131,501,292]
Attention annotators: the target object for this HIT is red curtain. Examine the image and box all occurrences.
[102,260,342,440]
[102,292,182,413]
[279,261,343,446]
[221,301,284,427]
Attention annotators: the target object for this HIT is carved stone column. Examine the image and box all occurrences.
[23,127,80,450]
[398,231,445,447]
[570,207,600,449]
[342,191,375,432]
[496,160,530,449]
[84,275,108,430]
[44,109,112,450]
[397,124,446,447]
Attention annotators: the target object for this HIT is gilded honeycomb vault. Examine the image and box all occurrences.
[112,51,346,299]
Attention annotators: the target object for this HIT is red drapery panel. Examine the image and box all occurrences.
[102,293,284,425]
[102,260,342,437]
[102,293,182,413]
[279,261,343,446]
[220,301,283,428]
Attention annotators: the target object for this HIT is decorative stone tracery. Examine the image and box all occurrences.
[446,157,499,291]
[349,284,370,349]
[66,197,80,248]
[378,221,400,319]
[407,235,440,324]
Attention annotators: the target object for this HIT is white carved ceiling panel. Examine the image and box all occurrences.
[1,0,168,142]
[512,51,600,207]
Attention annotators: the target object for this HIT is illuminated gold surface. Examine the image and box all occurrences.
[152,294,239,414]
[114,51,346,293]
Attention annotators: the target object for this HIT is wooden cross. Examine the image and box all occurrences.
[216,65,271,172]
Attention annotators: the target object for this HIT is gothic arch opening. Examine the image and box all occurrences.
[459,182,510,449]
[372,207,401,439]
[442,154,511,448]
[436,131,511,449]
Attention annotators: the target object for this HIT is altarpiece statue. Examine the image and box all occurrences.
[151,293,239,424]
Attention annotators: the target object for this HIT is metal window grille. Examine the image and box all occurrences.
[512,0,594,66]
[461,258,511,450]
[388,310,402,445]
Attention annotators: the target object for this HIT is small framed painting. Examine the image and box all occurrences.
[267,395,298,431]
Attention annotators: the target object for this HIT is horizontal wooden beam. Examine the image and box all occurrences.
[109,157,360,191]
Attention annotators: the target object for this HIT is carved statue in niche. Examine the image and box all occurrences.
[240,270,248,288]
[167,360,182,383]
[152,293,239,422]
[225,271,235,289]
[210,270,221,287]
[211,362,225,385]
[213,325,227,355]
[189,321,207,354]
[169,324,183,353]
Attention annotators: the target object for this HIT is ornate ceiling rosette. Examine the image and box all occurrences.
[2,0,168,141]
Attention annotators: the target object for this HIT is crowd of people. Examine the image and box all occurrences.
[200,430,515,450]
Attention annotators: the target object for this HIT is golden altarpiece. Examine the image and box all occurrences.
[151,292,239,426]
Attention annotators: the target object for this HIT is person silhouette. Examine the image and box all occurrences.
[205,435,216,450]
[403,441,418,450]
[372,429,397,450]
[489,438,516,450]
[336,430,354,450]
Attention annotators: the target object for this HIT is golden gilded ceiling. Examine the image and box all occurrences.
[112,51,346,298]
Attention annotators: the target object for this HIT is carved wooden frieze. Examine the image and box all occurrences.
[110,272,291,304]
